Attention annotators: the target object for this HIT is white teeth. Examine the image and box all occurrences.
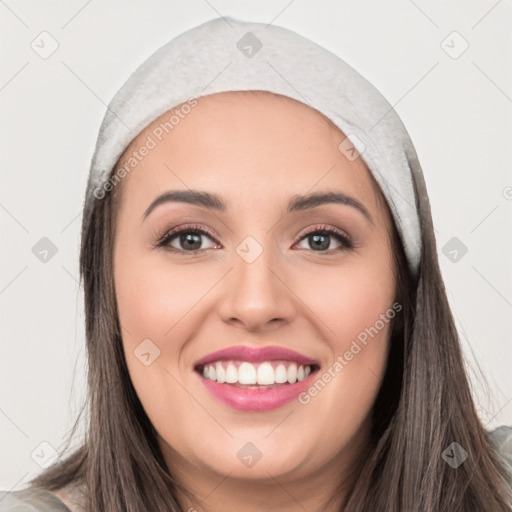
[257,362,275,385]
[287,363,297,384]
[274,364,288,384]
[225,364,238,384]
[238,362,257,384]
[215,362,226,383]
[201,360,314,385]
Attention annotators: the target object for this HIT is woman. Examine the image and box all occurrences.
[1,16,511,512]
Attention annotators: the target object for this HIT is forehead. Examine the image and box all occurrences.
[121,90,344,164]
[190,90,341,128]
[114,90,385,220]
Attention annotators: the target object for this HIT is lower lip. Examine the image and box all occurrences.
[198,371,317,412]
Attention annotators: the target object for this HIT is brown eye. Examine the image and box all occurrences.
[155,224,353,254]
[294,226,353,252]
[156,225,220,253]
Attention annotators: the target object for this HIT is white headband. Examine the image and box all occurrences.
[84,16,422,275]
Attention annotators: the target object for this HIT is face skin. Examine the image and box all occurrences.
[113,91,397,512]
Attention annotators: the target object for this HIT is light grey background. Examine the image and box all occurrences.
[1,0,511,492]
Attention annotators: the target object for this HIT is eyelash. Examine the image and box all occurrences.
[154,223,354,254]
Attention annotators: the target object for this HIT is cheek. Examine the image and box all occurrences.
[114,248,203,348]
[113,249,203,441]
[293,258,395,423]
[302,257,395,350]
[331,280,392,349]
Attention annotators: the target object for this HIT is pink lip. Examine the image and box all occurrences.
[194,345,319,367]
[194,345,320,412]
[198,372,318,412]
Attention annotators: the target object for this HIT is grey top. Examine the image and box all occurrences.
[1,426,511,511]
[0,486,71,511]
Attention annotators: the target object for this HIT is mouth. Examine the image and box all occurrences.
[194,360,321,388]
[193,346,321,412]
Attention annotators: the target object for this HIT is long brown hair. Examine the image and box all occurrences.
[28,125,512,511]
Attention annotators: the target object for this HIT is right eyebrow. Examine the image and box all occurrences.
[142,190,227,221]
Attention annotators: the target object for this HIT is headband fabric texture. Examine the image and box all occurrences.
[84,16,423,275]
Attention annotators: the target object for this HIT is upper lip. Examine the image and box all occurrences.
[194,345,320,368]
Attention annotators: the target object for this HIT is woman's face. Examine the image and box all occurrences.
[113,91,397,498]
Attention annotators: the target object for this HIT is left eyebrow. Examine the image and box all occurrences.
[142,189,372,224]
[285,191,372,223]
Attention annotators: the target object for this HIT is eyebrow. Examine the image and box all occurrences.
[142,189,372,223]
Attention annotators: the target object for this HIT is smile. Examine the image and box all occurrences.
[198,360,314,386]
[193,345,321,412]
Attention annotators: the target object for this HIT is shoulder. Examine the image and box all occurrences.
[0,486,71,511]
[488,425,512,455]
[487,424,512,478]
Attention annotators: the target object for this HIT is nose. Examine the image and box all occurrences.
[216,248,296,333]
